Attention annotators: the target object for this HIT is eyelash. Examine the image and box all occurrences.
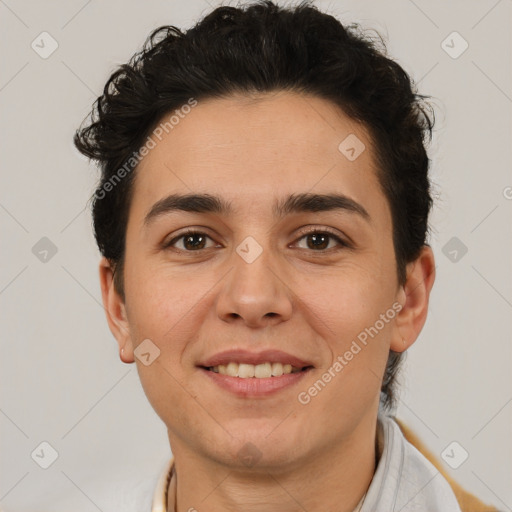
[163,227,350,253]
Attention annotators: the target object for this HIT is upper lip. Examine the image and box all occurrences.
[198,349,314,369]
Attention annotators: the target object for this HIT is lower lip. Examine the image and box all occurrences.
[199,367,312,397]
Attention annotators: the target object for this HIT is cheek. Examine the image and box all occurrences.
[296,263,396,340]
[125,258,206,341]
[124,263,209,424]
[293,267,396,402]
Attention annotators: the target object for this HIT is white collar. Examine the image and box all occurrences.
[151,456,173,512]
[360,415,461,511]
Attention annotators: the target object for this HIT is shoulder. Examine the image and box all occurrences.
[394,416,498,512]
[365,414,461,511]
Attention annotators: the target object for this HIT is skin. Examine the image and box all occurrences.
[99,91,435,512]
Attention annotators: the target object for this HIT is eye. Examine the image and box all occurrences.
[162,227,350,253]
[163,229,218,251]
[294,227,350,251]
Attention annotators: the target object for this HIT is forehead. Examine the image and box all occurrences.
[130,91,385,222]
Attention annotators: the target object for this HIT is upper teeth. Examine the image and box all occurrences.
[209,362,302,378]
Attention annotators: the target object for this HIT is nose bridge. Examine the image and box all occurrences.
[216,233,293,327]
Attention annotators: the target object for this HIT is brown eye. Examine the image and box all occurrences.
[305,232,330,250]
[164,230,215,251]
[295,228,349,251]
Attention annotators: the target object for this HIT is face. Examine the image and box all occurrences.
[102,91,432,472]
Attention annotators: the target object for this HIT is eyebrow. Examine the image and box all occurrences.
[143,192,370,228]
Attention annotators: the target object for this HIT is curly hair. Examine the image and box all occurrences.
[74,0,435,411]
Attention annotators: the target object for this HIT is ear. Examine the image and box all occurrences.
[390,246,436,352]
[98,257,134,363]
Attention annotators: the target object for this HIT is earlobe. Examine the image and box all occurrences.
[390,246,436,352]
[98,257,135,363]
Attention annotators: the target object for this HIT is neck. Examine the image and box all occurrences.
[167,413,379,512]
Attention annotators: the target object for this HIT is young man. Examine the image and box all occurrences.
[75,1,496,510]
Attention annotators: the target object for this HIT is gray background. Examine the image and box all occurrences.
[1,0,511,510]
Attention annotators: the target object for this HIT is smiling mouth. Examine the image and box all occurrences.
[202,362,313,378]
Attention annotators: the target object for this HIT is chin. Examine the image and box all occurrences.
[206,421,312,472]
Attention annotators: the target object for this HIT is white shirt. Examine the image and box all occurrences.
[151,414,462,511]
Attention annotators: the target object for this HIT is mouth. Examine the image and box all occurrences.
[201,362,313,378]
[197,349,315,396]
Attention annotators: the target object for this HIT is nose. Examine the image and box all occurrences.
[215,241,293,329]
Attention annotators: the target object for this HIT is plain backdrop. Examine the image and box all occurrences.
[1,0,511,510]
